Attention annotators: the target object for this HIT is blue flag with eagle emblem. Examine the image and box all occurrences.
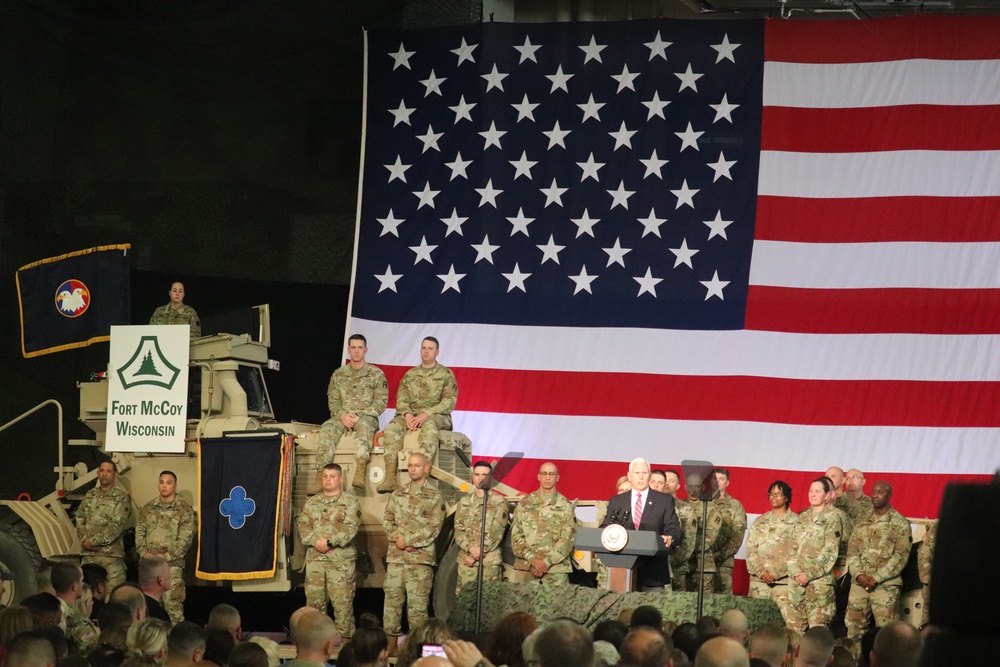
[16,244,131,358]
[196,433,289,580]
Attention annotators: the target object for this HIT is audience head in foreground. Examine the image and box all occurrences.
[870,621,921,667]
[793,627,834,667]
[534,620,593,667]
[695,636,750,667]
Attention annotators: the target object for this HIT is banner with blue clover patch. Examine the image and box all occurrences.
[196,432,289,580]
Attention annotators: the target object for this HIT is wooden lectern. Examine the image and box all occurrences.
[575,526,669,592]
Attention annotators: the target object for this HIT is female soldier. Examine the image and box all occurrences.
[788,478,840,630]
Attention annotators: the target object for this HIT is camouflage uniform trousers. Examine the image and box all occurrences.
[456,552,503,597]
[508,570,568,584]
[382,414,452,466]
[82,555,126,591]
[670,564,689,592]
[845,583,901,638]
[715,558,735,594]
[788,579,835,631]
[383,561,434,635]
[161,564,187,624]
[749,580,797,629]
[317,415,380,465]
[306,559,357,638]
[686,569,715,596]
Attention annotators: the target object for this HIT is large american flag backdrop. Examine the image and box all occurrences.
[347,14,1000,580]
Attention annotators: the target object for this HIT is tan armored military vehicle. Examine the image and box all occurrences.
[0,306,491,617]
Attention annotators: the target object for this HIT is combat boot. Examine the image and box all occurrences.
[352,458,368,490]
[377,463,398,494]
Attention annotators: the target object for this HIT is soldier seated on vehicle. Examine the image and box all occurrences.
[378,337,457,494]
[316,334,388,491]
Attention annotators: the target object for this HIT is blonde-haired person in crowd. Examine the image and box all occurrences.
[396,618,455,667]
[76,584,95,620]
[126,618,171,664]
[246,637,281,667]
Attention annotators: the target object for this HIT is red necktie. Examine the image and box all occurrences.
[634,492,643,529]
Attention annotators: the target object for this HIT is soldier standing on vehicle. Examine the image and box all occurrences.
[149,281,201,337]
[316,334,389,490]
[378,337,458,493]
[845,481,912,638]
[510,462,576,584]
[135,470,195,623]
[76,460,131,590]
[711,467,747,594]
[297,463,361,639]
[382,452,445,640]
[454,461,509,596]
[684,473,723,595]
[746,480,800,627]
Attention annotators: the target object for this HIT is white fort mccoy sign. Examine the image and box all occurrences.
[106,325,190,453]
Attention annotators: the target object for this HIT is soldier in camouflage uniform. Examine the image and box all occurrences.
[76,460,131,590]
[788,478,841,631]
[917,521,935,625]
[149,282,201,337]
[712,468,747,594]
[746,480,800,627]
[661,470,696,592]
[683,473,723,595]
[845,481,913,638]
[298,463,362,638]
[135,470,195,623]
[317,334,389,489]
[819,472,853,636]
[378,337,458,494]
[52,561,98,653]
[836,469,874,525]
[510,462,576,584]
[454,461,509,596]
[382,452,445,637]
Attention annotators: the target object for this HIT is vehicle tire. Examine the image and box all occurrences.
[432,541,460,620]
[0,523,43,605]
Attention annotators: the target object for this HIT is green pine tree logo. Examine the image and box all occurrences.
[133,351,162,377]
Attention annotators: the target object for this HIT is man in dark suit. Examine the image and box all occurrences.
[602,458,682,591]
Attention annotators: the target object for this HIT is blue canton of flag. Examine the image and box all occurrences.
[355,21,763,330]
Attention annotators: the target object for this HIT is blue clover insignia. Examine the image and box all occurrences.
[219,486,256,529]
